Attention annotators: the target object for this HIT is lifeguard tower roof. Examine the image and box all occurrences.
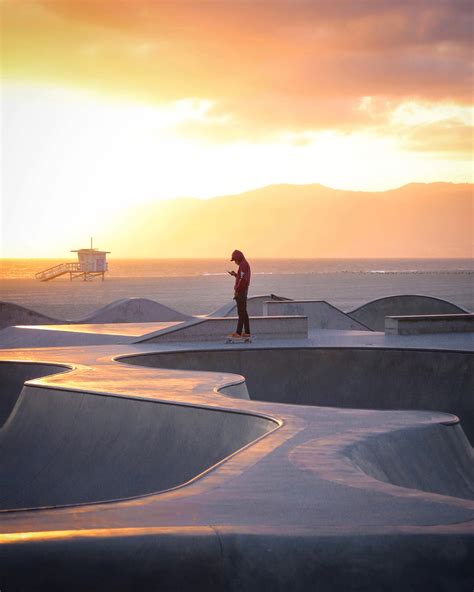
[71,249,111,254]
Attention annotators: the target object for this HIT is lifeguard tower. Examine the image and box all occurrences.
[35,239,110,282]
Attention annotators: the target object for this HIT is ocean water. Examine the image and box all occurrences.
[1,257,473,280]
[1,258,472,318]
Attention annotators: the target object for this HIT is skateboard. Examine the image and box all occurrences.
[225,336,253,344]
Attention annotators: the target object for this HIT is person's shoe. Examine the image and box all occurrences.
[241,333,251,339]
[228,332,242,339]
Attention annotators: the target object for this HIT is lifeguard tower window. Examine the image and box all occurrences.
[35,244,111,282]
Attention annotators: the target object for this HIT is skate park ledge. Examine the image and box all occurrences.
[385,313,474,335]
[135,316,308,343]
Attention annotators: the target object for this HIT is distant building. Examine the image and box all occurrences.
[71,247,110,275]
[36,240,110,282]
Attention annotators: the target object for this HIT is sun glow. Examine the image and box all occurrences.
[2,83,471,257]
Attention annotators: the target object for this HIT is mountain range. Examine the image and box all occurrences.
[106,182,473,258]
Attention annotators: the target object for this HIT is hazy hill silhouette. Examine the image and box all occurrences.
[109,182,472,258]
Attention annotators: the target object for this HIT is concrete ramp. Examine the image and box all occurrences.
[0,361,70,427]
[264,300,371,330]
[346,422,474,500]
[348,295,468,332]
[0,382,275,510]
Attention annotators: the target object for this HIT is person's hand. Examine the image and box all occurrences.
[228,270,237,277]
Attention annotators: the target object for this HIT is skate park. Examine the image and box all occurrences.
[0,294,472,590]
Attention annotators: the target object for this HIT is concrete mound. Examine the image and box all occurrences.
[0,298,190,330]
[347,295,468,332]
[0,302,63,330]
[77,298,191,324]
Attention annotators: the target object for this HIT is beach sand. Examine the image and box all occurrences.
[1,272,472,319]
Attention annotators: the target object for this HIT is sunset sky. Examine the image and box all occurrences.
[1,0,473,257]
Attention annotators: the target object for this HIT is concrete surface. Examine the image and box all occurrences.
[348,294,469,331]
[0,328,472,589]
[264,299,371,330]
[386,313,474,335]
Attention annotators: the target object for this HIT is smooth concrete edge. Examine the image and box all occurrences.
[385,314,474,335]
[215,378,251,400]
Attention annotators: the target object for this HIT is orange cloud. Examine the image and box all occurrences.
[399,119,474,154]
[2,1,473,148]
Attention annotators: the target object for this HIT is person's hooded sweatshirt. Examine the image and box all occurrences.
[234,257,251,294]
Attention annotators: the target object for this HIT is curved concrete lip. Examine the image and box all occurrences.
[0,354,282,511]
[0,398,281,513]
[0,335,472,589]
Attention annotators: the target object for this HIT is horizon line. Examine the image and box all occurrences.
[2,256,473,262]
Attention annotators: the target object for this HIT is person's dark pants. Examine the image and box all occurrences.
[235,290,250,334]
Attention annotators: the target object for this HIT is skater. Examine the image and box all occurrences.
[227,249,251,340]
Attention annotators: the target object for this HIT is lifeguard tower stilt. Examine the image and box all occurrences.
[35,239,111,282]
